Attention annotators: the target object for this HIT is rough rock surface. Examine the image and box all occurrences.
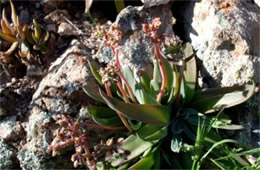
[44,9,71,24]
[0,140,15,169]
[58,22,81,37]
[96,5,175,72]
[18,39,96,169]
[41,0,67,14]
[0,116,17,140]
[190,0,260,87]
[255,0,260,7]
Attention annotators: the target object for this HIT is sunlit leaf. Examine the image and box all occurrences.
[122,65,143,104]
[140,71,151,93]
[181,56,196,103]
[82,85,105,103]
[111,134,155,167]
[137,124,168,141]
[87,60,103,85]
[0,31,17,42]
[128,152,154,169]
[190,82,255,113]
[33,19,41,40]
[87,106,117,118]
[87,105,122,127]
[167,65,179,104]
[153,59,162,84]
[91,115,122,127]
[114,0,125,13]
[2,9,15,35]
[100,89,171,125]
[182,42,193,59]
[162,55,173,92]
[3,41,18,56]
[10,0,18,27]
[85,0,94,13]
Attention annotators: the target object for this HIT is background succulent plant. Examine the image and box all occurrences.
[0,0,49,62]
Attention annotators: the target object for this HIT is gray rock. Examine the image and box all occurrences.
[141,0,171,8]
[96,5,175,72]
[44,9,71,24]
[58,22,81,37]
[189,0,260,87]
[17,149,54,170]
[18,39,96,169]
[46,24,57,32]
[254,0,260,7]
[0,140,14,169]
[0,116,16,140]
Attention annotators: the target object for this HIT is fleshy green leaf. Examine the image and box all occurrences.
[181,56,197,103]
[87,106,122,126]
[150,79,160,98]
[91,115,122,127]
[140,71,151,93]
[167,65,179,104]
[100,89,171,125]
[87,60,103,85]
[153,59,162,84]
[0,31,17,42]
[2,9,15,35]
[87,106,117,118]
[82,85,105,104]
[128,152,155,170]
[128,120,142,131]
[3,41,18,56]
[10,0,18,27]
[137,124,168,141]
[114,0,125,13]
[122,65,143,104]
[111,134,155,167]
[182,42,194,59]
[33,19,41,41]
[162,55,174,92]
[190,82,255,113]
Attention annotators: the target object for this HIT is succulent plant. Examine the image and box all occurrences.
[24,19,49,54]
[50,18,258,169]
[0,0,49,62]
[0,0,27,60]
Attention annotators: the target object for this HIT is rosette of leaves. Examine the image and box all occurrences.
[0,0,27,61]
[84,39,257,169]
[25,19,49,54]
[0,0,49,61]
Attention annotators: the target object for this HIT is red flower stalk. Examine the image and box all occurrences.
[142,17,166,102]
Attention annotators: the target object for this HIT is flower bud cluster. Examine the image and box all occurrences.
[48,115,93,168]
[164,35,182,55]
[142,17,162,43]
[95,23,123,49]
[91,137,130,163]
[99,62,120,86]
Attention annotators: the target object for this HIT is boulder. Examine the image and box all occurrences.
[189,0,260,87]
[18,39,97,169]
[0,140,15,169]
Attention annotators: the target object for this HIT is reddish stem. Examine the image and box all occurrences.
[104,83,133,133]
[154,42,167,102]
[112,47,137,103]
[117,81,130,103]
[85,123,125,130]
[118,72,137,103]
